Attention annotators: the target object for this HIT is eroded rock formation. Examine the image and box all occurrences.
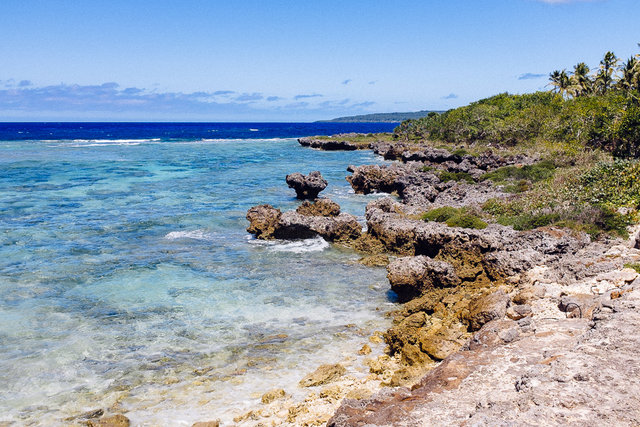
[285,171,328,199]
[246,199,361,242]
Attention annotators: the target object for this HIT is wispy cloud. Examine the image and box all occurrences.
[234,92,263,102]
[342,79,352,85]
[293,93,323,100]
[213,90,235,96]
[0,81,378,120]
[441,93,458,99]
[351,101,375,108]
[518,72,546,80]
[0,82,255,114]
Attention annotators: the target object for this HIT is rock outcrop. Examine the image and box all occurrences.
[346,164,504,212]
[298,135,371,150]
[328,283,640,426]
[241,136,640,427]
[286,171,328,199]
[296,198,340,217]
[299,364,347,387]
[246,199,361,242]
[386,256,460,302]
[87,415,130,427]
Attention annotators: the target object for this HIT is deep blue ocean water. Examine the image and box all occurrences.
[0,122,398,142]
[0,123,397,425]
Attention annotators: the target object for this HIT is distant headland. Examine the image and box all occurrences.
[317,110,443,123]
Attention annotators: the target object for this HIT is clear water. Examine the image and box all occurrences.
[0,133,396,425]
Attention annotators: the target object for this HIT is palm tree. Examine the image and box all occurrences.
[570,62,592,96]
[549,70,571,97]
[618,57,639,91]
[594,51,619,94]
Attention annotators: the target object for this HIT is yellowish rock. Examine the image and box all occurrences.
[261,388,286,404]
[299,363,346,387]
[369,334,384,344]
[192,421,220,427]
[358,344,372,355]
[87,415,130,427]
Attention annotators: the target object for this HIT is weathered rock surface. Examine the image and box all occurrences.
[285,171,328,199]
[295,198,340,217]
[191,421,220,427]
[299,364,347,387]
[298,134,371,151]
[246,204,282,239]
[329,287,640,426]
[276,211,361,241]
[387,256,460,302]
[346,163,413,195]
[246,201,361,242]
[347,164,504,213]
[261,388,286,404]
[87,415,130,427]
[240,136,640,427]
[466,289,510,331]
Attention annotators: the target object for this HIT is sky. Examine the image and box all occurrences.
[0,0,638,121]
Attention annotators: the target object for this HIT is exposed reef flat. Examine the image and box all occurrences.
[237,133,640,426]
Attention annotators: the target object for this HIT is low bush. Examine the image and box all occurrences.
[422,206,488,229]
[482,160,556,184]
[439,171,474,183]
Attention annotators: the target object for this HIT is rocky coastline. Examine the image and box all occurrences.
[228,133,640,426]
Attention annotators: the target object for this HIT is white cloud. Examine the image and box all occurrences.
[0,81,377,120]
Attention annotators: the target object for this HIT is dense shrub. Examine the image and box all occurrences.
[394,91,639,158]
[578,159,640,209]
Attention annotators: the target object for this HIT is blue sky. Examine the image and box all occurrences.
[0,0,638,121]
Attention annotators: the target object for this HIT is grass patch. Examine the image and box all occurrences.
[452,148,470,157]
[483,160,556,184]
[624,263,640,274]
[422,206,488,229]
[482,196,633,238]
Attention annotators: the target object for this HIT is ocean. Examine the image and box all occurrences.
[0,122,398,425]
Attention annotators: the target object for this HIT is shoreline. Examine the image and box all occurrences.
[235,133,640,426]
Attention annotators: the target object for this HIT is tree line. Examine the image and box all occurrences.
[549,46,640,98]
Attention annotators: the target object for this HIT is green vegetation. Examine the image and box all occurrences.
[394,48,640,158]
[482,160,556,192]
[579,159,640,209]
[330,47,640,239]
[422,206,488,230]
[624,263,640,274]
[451,148,470,157]
[481,159,639,238]
[393,47,640,239]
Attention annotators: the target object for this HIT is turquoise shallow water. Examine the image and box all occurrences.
[0,138,395,425]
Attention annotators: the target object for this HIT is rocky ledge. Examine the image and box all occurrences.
[246,199,361,242]
[298,134,373,150]
[244,137,640,426]
[329,278,640,426]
